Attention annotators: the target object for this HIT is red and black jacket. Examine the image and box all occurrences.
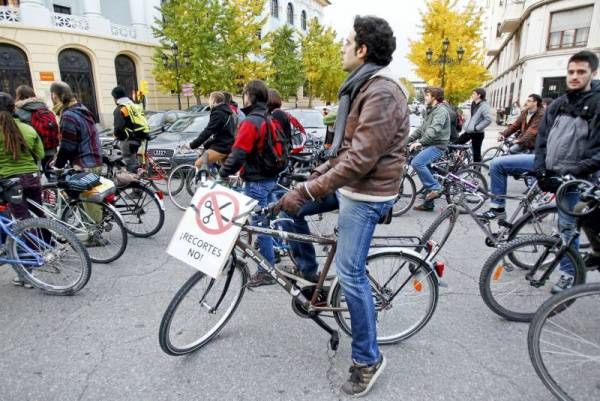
[219,102,283,181]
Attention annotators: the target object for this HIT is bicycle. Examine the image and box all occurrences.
[477,177,595,322]
[159,190,443,356]
[28,169,128,264]
[0,179,91,294]
[527,282,600,401]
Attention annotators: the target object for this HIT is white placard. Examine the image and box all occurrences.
[167,181,257,278]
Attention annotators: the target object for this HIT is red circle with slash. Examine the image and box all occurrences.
[195,191,240,234]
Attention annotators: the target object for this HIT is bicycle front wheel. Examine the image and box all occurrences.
[420,204,459,259]
[114,183,165,237]
[479,235,585,322]
[158,259,247,356]
[528,283,600,401]
[167,164,196,211]
[331,251,438,344]
[391,173,417,217]
[8,218,92,295]
[444,168,488,213]
[481,146,501,163]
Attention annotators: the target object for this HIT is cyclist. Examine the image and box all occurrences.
[111,86,150,173]
[278,16,408,397]
[497,94,544,154]
[0,92,44,288]
[407,86,451,211]
[455,88,492,162]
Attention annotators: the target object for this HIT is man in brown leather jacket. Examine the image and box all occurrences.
[497,93,544,153]
[278,15,409,397]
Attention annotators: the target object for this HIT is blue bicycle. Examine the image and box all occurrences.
[0,178,92,295]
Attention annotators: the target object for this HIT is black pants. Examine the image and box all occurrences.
[455,131,485,162]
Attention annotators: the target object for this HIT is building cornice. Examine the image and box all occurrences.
[313,0,332,7]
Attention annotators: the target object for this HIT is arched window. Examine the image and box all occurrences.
[270,0,278,18]
[115,54,138,99]
[58,48,98,121]
[287,3,294,25]
[0,43,32,97]
[301,10,307,30]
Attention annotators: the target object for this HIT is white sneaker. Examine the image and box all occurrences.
[551,274,574,294]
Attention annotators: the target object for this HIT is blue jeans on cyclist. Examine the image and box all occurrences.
[488,154,535,209]
[411,146,444,209]
[245,179,278,268]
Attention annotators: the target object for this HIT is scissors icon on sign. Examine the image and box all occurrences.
[203,200,215,224]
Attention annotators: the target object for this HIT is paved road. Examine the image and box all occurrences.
[1,129,594,401]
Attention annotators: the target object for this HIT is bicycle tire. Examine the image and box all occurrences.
[167,164,196,211]
[8,218,92,295]
[481,146,501,163]
[556,179,599,217]
[392,173,417,217]
[420,204,459,259]
[528,282,600,401]
[479,234,585,322]
[114,183,165,238]
[159,259,247,356]
[146,160,169,192]
[444,168,488,213]
[330,251,438,344]
[61,201,128,264]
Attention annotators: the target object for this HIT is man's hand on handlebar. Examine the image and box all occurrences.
[408,142,422,152]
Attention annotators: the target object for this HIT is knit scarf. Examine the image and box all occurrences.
[52,99,78,117]
[326,62,384,158]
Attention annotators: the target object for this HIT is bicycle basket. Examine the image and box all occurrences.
[79,177,116,202]
[64,171,101,191]
[0,178,23,204]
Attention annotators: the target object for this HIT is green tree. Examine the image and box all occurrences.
[399,78,416,103]
[301,19,346,106]
[407,0,490,104]
[264,25,305,100]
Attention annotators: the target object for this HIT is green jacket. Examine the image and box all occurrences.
[408,103,451,147]
[0,119,44,178]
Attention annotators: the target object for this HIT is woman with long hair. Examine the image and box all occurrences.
[0,91,45,288]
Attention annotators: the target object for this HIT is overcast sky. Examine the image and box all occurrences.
[322,0,428,81]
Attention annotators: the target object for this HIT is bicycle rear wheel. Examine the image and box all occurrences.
[330,251,438,344]
[114,183,165,237]
[420,204,459,259]
[528,283,600,401]
[482,146,501,163]
[445,168,488,213]
[167,164,196,211]
[159,258,247,356]
[391,173,417,217]
[8,218,92,295]
[479,235,585,322]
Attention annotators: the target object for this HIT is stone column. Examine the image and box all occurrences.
[19,0,52,27]
[82,0,110,35]
[130,0,150,41]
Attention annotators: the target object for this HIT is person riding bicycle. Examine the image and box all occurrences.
[218,80,287,288]
[455,88,492,162]
[407,86,451,211]
[497,94,544,154]
[184,91,236,169]
[0,92,45,288]
[111,86,150,173]
[278,16,408,397]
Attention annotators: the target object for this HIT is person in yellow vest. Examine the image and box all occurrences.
[111,86,149,172]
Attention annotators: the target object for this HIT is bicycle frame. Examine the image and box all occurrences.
[0,211,45,267]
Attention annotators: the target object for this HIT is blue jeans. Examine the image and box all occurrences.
[489,154,535,207]
[336,194,394,365]
[281,193,339,277]
[411,146,444,207]
[245,179,278,268]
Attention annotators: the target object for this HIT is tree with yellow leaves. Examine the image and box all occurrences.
[408,0,490,105]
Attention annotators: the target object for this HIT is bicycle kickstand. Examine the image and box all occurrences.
[310,313,340,351]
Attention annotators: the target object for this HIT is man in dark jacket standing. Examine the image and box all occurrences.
[186,91,235,167]
[455,87,492,161]
[112,86,150,172]
[278,16,408,397]
[497,93,544,153]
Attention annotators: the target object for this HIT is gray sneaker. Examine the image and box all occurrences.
[551,274,574,294]
[247,271,276,288]
[341,354,386,397]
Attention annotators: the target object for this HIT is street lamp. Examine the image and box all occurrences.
[425,38,464,90]
[161,43,190,110]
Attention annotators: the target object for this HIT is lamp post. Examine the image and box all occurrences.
[426,38,464,89]
[161,43,190,110]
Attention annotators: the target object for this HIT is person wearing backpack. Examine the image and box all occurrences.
[219,80,288,287]
[0,92,45,288]
[111,86,150,172]
[183,91,236,168]
[14,85,60,179]
[478,50,600,293]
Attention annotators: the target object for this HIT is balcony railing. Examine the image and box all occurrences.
[52,13,89,31]
[111,23,137,40]
[0,6,21,23]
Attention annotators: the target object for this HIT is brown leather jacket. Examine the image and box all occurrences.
[306,72,409,200]
[501,107,545,149]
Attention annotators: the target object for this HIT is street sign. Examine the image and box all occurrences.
[181,83,194,97]
[167,181,257,278]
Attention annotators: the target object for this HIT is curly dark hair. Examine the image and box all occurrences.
[353,15,396,66]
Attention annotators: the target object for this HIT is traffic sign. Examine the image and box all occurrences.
[182,83,194,97]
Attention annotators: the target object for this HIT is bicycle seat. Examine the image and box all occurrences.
[289,154,313,163]
[447,144,471,150]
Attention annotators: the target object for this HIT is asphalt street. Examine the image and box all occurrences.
[1,128,596,401]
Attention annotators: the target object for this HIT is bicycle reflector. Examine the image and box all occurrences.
[434,261,445,278]
[155,191,164,200]
[105,193,116,204]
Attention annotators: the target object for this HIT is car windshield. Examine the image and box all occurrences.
[286,110,325,128]
[152,131,182,144]
[147,113,164,127]
[167,115,210,133]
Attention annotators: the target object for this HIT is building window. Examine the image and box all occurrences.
[53,4,71,15]
[301,10,307,30]
[271,0,278,18]
[1,1,20,6]
[287,3,294,25]
[547,6,593,50]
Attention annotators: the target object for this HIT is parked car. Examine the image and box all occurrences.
[146,113,210,168]
[146,110,189,131]
[186,104,210,113]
